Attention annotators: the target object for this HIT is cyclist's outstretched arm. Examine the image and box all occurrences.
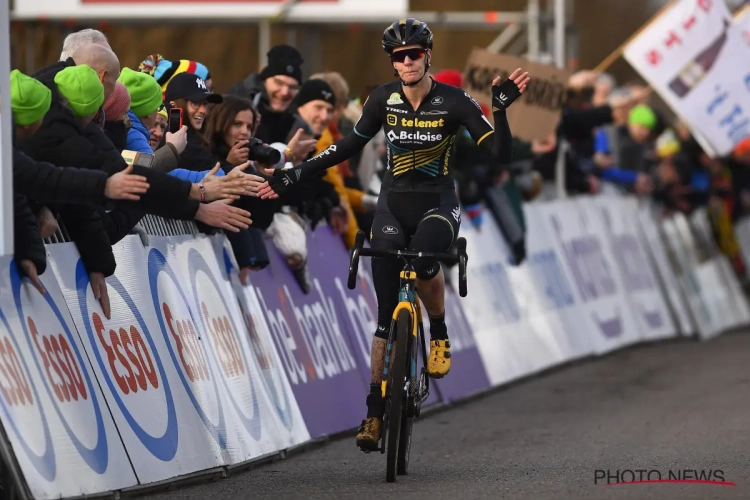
[259,89,384,198]
[460,69,529,171]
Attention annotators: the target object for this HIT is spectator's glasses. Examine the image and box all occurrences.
[391,48,426,63]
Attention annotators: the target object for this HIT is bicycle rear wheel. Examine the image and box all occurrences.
[386,308,411,483]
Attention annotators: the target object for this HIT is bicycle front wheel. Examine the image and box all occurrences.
[386,307,411,483]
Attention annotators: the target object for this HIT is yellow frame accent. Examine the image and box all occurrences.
[383,300,418,398]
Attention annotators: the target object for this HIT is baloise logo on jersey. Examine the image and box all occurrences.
[386,117,445,145]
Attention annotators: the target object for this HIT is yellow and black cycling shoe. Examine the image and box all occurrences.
[356,417,382,452]
[427,339,451,378]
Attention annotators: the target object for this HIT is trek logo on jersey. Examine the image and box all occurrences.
[387,130,443,142]
[387,107,408,114]
[386,93,404,105]
[400,118,444,127]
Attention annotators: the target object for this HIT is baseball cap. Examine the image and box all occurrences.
[164,72,222,104]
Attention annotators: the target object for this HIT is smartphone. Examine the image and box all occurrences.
[121,150,155,168]
[169,108,183,134]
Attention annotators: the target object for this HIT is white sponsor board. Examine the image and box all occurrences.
[0,255,136,498]
[623,0,750,157]
[595,195,677,341]
[636,205,696,336]
[12,0,407,21]
[210,236,310,449]
[537,198,642,354]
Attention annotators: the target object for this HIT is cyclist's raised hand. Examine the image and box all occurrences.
[491,68,530,110]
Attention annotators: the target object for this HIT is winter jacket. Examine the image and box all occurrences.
[14,194,47,276]
[125,111,153,153]
[14,148,109,205]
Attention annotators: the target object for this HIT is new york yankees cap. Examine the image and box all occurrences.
[165,72,223,104]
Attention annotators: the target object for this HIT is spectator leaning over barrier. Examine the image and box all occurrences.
[102,81,132,151]
[31,44,252,240]
[228,44,312,144]
[59,28,112,128]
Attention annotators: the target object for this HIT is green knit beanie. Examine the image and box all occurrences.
[54,65,105,118]
[10,69,52,126]
[118,67,163,118]
[628,104,657,130]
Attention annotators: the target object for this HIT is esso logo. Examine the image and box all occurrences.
[147,248,226,448]
[11,263,108,474]
[188,249,261,440]
[75,260,178,461]
[221,248,293,430]
[0,274,55,481]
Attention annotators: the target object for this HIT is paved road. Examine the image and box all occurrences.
[142,332,750,500]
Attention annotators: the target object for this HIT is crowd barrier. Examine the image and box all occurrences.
[0,191,748,499]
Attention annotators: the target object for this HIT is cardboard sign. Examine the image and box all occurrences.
[462,48,572,142]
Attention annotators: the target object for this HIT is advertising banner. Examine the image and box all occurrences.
[623,0,750,157]
[595,196,677,341]
[523,203,593,361]
[537,198,641,354]
[247,228,369,439]
[0,256,136,498]
[636,205,696,336]
[12,0,407,21]
[211,236,310,450]
[49,240,229,483]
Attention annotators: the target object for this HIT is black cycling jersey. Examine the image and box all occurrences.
[292,78,513,193]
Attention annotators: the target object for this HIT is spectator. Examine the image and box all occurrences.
[149,105,168,151]
[102,81,132,151]
[228,44,312,144]
[59,28,109,61]
[139,54,212,95]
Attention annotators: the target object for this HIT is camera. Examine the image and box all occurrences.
[245,137,281,165]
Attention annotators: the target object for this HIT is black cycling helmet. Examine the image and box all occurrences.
[382,18,433,54]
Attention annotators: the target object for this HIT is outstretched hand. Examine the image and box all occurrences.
[257,168,298,200]
[491,67,530,110]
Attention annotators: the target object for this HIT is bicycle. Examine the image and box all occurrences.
[347,230,468,483]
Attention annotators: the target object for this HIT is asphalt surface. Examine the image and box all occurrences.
[142,332,750,500]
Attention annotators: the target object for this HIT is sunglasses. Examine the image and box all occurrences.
[390,48,426,63]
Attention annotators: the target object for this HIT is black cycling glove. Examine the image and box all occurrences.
[491,78,523,110]
[268,167,302,196]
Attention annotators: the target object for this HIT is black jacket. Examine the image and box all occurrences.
[14,148,109,205]
[14,194,47,276]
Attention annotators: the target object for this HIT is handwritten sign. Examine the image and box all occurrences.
[462,48,572,142]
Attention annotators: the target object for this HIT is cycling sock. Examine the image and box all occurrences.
[366,385,384,418]
[429,311,448,340]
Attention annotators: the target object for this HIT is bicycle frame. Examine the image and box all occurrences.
[381,265,430,409]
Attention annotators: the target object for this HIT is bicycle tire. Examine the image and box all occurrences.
[386,308,411,483]
[397,337,414,475]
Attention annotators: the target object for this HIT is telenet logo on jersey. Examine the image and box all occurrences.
[401,117,444,128]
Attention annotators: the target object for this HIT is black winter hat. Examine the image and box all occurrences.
[259,45,304,85]
[293,79,336,108]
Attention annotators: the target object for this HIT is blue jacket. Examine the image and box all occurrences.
[125,111,153,154]
[125,111,223,181]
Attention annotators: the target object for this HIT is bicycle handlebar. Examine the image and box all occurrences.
[356,246,461,265]
[347,230,469,297]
